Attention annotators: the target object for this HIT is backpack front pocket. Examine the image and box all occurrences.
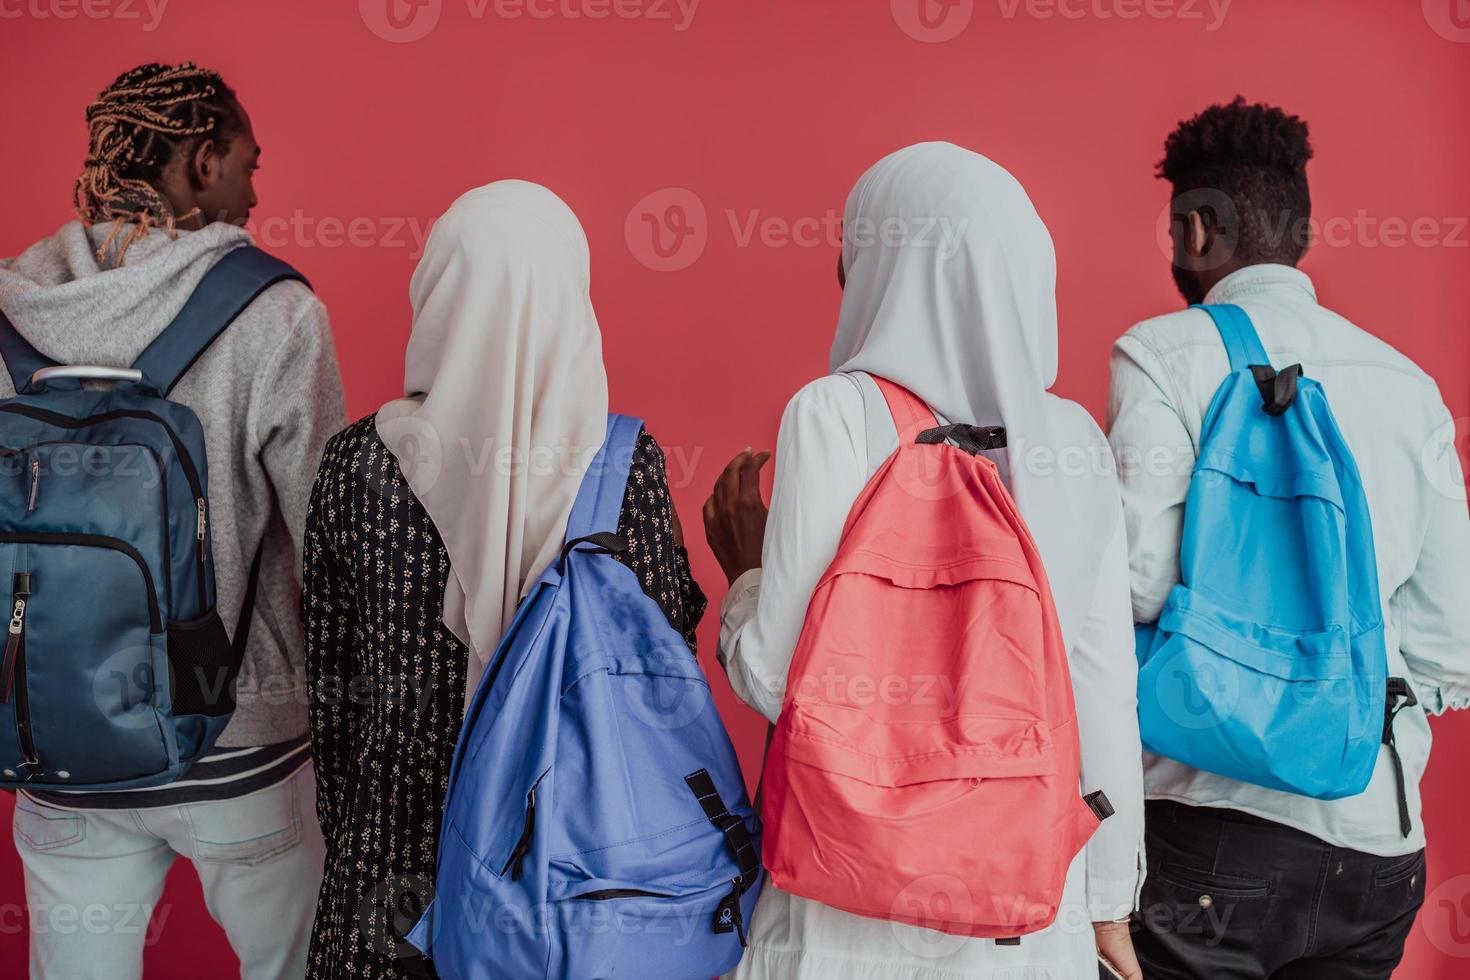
[0,534,170,787]
[765,711,1072,938]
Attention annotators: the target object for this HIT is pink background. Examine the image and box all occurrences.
[1,0,1467,975]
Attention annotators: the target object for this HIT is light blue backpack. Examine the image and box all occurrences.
[408,414,762,980]
[1136,303,1417,836]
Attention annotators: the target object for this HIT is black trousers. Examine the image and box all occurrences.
[1131,800,1425,980]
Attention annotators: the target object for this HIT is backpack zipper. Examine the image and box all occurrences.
[570,888,674,901]
[0,533,161,633]
[2,571,39,778]
[714,876,748,947]
[26,461,38,512]
[196,498,208,605]
[0,406,204,502]
[502,781,539,882]
[1,573,30,704]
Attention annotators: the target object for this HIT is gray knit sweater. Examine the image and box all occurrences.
[0,220,346,747]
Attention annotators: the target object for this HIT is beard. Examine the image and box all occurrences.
[1172,262,1207,306]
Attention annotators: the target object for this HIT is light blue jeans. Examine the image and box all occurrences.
[12,763,325,980]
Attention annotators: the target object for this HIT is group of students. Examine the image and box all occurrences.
[0,61,1465,980]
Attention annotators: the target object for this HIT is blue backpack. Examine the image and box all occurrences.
[408,414,762,980]
[0,246,305,791]
[1136,304,1417,836]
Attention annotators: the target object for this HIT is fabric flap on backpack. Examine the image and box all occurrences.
[1196,447,1345,509]
[1161,586,1352,682]
[823,549,1039,593]
[781,710,1057,788]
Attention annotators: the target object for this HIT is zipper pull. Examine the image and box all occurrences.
[1,575,30,705]
[713,877,747,947]
[503,784,538,882]
[196,498,207,560]
[26,460,38,513]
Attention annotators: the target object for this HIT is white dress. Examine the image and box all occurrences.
[718,374,1146,980]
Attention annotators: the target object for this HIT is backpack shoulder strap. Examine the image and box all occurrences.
[1194,303,1271,372]
[0,309,58,393]
[867,374,938,438]
[564,413,644,549]
[131,246,309,396]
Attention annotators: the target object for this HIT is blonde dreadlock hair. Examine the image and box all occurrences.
[74,62,245,263]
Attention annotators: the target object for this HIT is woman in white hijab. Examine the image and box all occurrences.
[302,181,707,980]
[704,144,1145,979]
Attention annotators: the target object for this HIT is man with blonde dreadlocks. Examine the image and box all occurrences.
[0,62,343,980]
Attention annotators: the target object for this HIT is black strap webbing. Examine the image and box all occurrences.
[1383,677,1418,839]
[232,539,265,660]
[916,424,1008,455]
[1250,363,1302,416]
[685,768,760,885]
[559,531,628,570]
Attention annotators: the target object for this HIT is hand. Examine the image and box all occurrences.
[1094,920,1143,980]
[703,448,771,586]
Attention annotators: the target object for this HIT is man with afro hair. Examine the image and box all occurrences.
[1108,97,1469,978]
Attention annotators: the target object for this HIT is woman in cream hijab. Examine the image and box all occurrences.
[704,144,1146,979]
[302,181,706,980]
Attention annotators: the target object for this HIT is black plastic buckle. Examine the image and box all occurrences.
[1085,791,1116,821]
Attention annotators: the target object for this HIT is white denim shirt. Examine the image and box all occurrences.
[718,373,1145,980]
[1108,263,1470,857]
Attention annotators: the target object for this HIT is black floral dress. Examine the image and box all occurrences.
[303,415,706,979]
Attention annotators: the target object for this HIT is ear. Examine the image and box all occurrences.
[1298,218,1316,262]
[187,137,221,192]
[1184,209,1210,258]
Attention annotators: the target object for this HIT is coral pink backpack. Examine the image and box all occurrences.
[762,375,1113,939]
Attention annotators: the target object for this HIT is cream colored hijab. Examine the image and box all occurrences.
[832,143,1119,649]
[376,181,609,707]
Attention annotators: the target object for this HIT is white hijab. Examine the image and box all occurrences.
[832,142,1119,649]
[376,181,609,707]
